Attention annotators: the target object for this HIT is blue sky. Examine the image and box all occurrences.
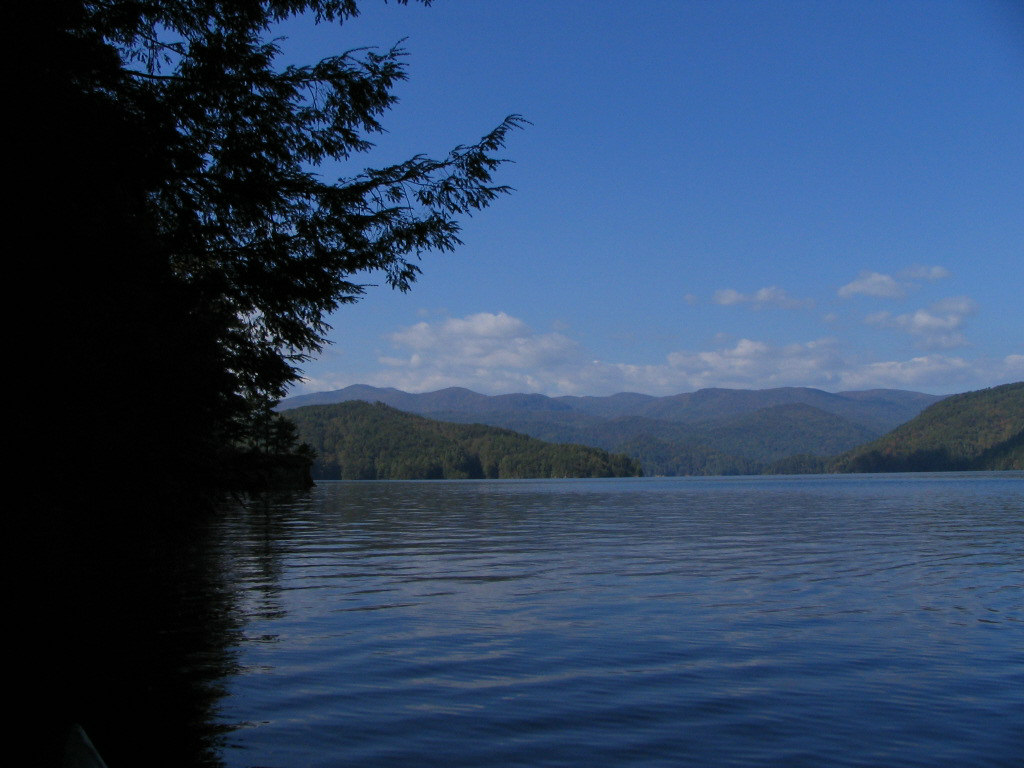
[282,0,1023,397]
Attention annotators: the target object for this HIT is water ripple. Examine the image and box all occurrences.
[216,474,1024,767]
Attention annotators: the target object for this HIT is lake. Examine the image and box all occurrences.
[207,474,1023,767]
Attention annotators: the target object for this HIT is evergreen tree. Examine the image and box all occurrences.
[19,1,524,507]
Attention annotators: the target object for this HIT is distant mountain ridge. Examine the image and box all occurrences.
[280,384,940,423]
[280,384,946,475]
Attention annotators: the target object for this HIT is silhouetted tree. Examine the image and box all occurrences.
[20,0,523,508]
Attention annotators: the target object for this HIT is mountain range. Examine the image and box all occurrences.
[279,385,946,475]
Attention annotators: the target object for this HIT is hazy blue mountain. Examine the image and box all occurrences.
[281,384,576,415]
[280,384,941,427]
[279,384,946,475]
[631,387,940,431]
[552,392,659,418]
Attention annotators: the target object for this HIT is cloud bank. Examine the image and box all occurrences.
[302,310,1022,397]
[297,267,1016,397]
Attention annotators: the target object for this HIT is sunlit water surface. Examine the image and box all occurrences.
[211,474,1023,767]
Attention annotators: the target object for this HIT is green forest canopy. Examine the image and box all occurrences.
[831,382,1024,472]
[286,401,643,479]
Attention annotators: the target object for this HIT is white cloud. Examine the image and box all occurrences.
[713,286,814,309]
[377,312,581,393]
[837,355,972,390]
[901,265,951,281]
[866,296,977,349]
[838,265,952,301]
[838,271,906,299]
[713,288,746,306]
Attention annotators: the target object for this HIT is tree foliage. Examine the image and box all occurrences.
[23,1,524,505]
[99,0,523,407]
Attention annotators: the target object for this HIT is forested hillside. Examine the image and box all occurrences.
[285,402,642,480]
[831,382,1024,472]
[280,385,941,475]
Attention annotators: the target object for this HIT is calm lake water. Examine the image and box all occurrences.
[208,474,1023,767]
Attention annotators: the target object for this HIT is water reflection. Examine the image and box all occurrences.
[208,474,1023,767]
[32,489,329,768]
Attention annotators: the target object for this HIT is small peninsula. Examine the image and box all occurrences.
[286,401,643,480]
